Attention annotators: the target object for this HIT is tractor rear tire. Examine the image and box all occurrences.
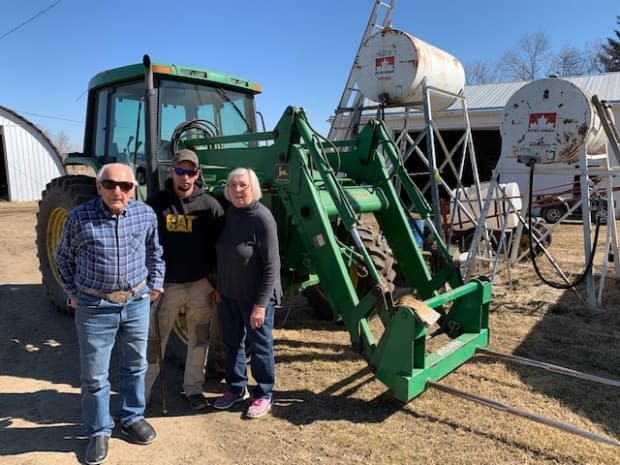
[36,175,98,314]
[304,225,396,320]
[356,225,397,294]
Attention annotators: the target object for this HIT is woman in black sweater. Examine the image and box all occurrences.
[213,167,282,418]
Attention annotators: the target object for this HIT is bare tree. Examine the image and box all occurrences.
[500,31,551,81]
[582,40,607,74]
[547,45,585,77]
[45,130,76,158]
[465,60,499,84]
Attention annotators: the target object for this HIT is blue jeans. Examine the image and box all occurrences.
[74,286,150,437]
[219,295,275,399]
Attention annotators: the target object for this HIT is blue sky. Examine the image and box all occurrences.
[0,0,618,150]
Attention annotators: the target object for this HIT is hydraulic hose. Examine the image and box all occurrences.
[526,161,600,289]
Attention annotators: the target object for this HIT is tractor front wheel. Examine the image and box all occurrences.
[36,175,98,313]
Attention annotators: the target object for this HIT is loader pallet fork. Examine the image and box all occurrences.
[184,106,491,402]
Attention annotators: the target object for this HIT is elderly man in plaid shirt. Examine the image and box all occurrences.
[56,163,165,465]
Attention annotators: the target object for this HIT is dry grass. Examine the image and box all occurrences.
[266,221,620,465]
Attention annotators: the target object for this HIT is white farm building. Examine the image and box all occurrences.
[0,105,63,201]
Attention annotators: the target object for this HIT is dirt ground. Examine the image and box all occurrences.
[0,201,619,465]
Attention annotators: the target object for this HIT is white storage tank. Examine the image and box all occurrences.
[500,77,608,164]
[357,28,465,110]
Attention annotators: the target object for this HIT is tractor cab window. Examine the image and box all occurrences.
[90,78,257,165]
[158,79,256,159]
[92,82,146,167]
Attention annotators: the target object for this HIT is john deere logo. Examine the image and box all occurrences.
[275,164,289,183]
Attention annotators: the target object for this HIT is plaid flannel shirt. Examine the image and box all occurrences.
[56,197,165,296]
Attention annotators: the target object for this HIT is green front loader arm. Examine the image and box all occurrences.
[188,106,491,401]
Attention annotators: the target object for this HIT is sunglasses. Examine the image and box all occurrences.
[100,180,135,192]
[173,166,199,177]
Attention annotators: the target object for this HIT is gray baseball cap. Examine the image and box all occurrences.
[172,149,199,167]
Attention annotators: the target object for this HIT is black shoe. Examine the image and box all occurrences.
[85,435,109,465]
[120,419,157,445]
[186,393,209,410]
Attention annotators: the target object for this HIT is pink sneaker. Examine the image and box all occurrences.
[246,396,272,418]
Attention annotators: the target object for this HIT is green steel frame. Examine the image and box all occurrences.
[185,106,492,402]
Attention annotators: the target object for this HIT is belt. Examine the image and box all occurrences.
[80,280,147,303]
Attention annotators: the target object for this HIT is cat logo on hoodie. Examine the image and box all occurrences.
[165,214,197,233]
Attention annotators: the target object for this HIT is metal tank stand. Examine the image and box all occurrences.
[384,83,496,277]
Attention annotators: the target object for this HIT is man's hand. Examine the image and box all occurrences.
[250,305,266,330]
[149,289,162,302]
[67,295,77,310]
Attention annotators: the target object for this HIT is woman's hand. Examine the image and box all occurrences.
[250,305,266,329]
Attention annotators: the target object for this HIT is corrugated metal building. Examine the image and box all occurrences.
[0,105,64,201]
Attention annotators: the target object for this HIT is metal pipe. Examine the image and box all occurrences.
[143,54,159,194]
[477,347,620,388]
[428,381,619,447]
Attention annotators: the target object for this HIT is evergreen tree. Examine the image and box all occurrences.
[599,15,620,72]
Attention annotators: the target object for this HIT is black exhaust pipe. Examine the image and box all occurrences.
[143,54,159,194]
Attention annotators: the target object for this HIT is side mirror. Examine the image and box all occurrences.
[136,167,147,186]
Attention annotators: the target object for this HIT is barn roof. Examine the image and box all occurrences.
[0,105,64,201]
[462,72,620,112]
[0,105,61,160]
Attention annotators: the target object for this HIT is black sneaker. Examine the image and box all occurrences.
[120,419,157,445]
[186,393,209,410]
[213,387,250,410]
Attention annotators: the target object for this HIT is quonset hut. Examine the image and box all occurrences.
[0,105,63,201]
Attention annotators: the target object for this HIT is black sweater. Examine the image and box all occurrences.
[147,181,224,283]
[216,201,282,307]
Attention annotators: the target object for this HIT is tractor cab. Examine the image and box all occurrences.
[67,58,262,198]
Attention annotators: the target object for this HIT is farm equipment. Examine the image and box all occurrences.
[36,56,491,402]
[34,57,620,446]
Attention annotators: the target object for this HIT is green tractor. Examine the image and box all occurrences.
[37,55,491,402]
